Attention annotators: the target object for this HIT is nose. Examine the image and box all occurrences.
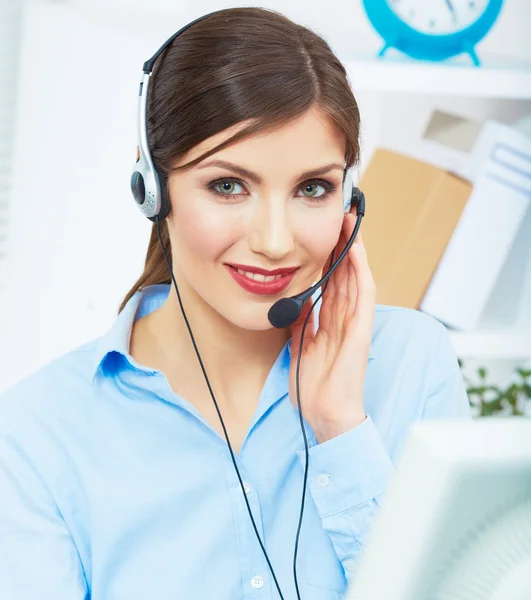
[247,196,295,261]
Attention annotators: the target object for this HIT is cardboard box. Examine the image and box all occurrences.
[359,148,471,309]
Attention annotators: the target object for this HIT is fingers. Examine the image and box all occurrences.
[317,245,337,335]
[320,222,352,338]
[315,209,375,358]
[343,213,360,318]
[349,229,377,336]
[289,294,316,356]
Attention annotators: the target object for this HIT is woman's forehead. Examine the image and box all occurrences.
[175,108,346,171]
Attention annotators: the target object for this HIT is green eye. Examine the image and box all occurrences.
[300,183,325,198]
[298,179,336,202]
[207,177,336,203]
[214,181,244,196]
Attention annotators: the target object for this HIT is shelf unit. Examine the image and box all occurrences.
[448,330,531,361]
[341,57,531,363]
[343,58,531,99]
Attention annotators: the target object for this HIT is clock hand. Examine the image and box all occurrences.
[444,0,458,25]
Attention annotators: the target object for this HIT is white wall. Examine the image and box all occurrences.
[0,0,530,392]
[70,0,531,64]
[1,1,155,390]
[0,0,23,292]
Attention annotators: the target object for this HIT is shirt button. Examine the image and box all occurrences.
[242,482,252,494]
[251,575,264,588]
[344,559,357,572]
[317,473,331,487]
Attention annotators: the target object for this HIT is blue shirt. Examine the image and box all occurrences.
[0,283,471,600]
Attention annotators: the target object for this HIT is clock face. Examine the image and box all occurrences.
[386,0,490,34]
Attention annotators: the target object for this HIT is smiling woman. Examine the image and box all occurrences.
[146,106,348,335]
[0,6,471,600]
[117,8,360,317]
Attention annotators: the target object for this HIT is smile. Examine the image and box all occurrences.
[234,269,284,282]
[224,265,297,296]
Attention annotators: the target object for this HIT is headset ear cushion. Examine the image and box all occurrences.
[151,165,171,222]
[351,187,360,208]
[351,187,365,216]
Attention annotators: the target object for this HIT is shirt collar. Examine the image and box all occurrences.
[91,283,374,384]
[91,283,171,383]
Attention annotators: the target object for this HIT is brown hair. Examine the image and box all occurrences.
[119,6,361,313]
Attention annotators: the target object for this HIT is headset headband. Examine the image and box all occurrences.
[130,10,355,222]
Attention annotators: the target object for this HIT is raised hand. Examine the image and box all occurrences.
[288,205,376,443]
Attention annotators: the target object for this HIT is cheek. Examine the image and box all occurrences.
[298,208,344,263]
[173,201,239,263]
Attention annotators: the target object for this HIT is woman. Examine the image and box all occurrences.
[0,7,471,600]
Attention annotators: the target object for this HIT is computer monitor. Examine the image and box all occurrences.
[346,418,531,600]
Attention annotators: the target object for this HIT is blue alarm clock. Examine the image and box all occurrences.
[362,0,504,66]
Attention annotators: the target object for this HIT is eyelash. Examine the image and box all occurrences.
[207,177,338,203]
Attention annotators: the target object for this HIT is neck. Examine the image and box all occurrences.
[144,281,292,405]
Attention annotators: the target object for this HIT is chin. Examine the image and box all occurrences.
[219,303,280,331]
[236,313,278,332]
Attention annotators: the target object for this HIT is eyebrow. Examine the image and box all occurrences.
[196,159,344,184]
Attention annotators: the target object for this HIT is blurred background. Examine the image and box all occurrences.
[0,0,530,416]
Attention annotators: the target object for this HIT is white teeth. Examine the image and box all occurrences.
[236,268,284,282]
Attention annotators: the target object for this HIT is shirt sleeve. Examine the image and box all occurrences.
[296,320,472,587]
[296,414,395,585]
[0,409,89,600]
[421,321,472,421]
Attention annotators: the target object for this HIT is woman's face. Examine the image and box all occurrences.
[166,106,347,330]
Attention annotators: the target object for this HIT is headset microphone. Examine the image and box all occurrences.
[267,187,365,329]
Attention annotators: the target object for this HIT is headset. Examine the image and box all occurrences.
[130,9,365,599]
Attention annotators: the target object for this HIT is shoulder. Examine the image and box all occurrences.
[369,304,464,405]
[0,337,101,437]
[369,304,470,420]
[372,303,449,363]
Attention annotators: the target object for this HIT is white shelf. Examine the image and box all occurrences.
[448,330,531,361]
[343,59,531,99]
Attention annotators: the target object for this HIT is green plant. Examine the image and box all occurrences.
[458,360,531,417]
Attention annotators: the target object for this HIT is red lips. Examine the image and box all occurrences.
[225,265,296,295]
[226,263,299,276]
